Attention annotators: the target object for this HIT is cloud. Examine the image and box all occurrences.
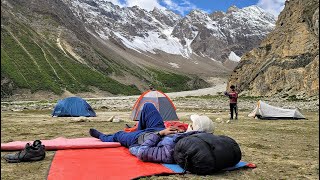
[125,0,165,11]
[162,0,197,15]
[257,0,285,17]
[105,0,125,7]
[104,0,197,15]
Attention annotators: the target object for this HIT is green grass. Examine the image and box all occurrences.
[1,13,212,98]
[1,21,141,97]
[147,68,192,92]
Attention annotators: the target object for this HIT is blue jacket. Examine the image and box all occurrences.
[129,131,202,163]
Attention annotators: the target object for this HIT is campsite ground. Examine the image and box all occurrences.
[1,95,319,180]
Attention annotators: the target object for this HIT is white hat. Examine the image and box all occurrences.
[186,114,215,133]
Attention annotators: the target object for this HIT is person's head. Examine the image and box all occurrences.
[186,114,215,133]
[149,84,155,90]
[230,85,236,90]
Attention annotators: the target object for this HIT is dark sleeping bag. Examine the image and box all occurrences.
[173,133,241,174]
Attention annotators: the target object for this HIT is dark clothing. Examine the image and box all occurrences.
[98,103,165,147]
[230,103,238,119]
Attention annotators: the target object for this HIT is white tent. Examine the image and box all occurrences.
[248,100,305,119]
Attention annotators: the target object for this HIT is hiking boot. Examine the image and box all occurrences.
[3,140,46,163]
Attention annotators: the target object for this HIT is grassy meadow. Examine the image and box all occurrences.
[1,107,319,180]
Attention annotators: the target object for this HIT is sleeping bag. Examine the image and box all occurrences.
[173,133,241,174]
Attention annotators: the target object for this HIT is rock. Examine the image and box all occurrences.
[215,117,223,123]
[71,117,89,122]
[112,117,121,123]
[107,116,115,122]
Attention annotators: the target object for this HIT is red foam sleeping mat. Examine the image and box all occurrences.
[1,137,121,151]
[47,147,176,180]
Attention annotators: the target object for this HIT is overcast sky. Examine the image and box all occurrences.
[107,0,286,17]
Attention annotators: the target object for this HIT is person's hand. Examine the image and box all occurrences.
[224,91,228,96]
[159,127,181,136]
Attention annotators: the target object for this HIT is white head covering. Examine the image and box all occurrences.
[186,114,215,133]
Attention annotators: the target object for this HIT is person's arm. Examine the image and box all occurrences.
[224,91,229,96]
[136,128,178,163]
[224,91,233,99]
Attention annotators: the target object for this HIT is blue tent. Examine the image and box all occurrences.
[52,97,96,117]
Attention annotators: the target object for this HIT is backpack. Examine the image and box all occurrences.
[173,133,241,174]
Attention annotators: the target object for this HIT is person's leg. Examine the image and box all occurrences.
[137,103,165,130]
[90,128,116,142]
[90,128,146,147]
[229,103,234,120]
[235,104,238,120]
[98,133,115,142]
[100,130,144,147]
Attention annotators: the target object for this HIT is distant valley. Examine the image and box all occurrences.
[1,0,277,99]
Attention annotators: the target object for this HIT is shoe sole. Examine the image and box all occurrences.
[23,156,45,162]
[4,158,20,163]
[5,156,45,163]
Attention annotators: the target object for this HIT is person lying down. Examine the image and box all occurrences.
[89,103,215,164]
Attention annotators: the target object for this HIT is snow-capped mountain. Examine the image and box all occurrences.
[63,0,276,63]
[1,0,276,98]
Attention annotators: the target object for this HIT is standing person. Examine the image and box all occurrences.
[224,85,238,121]
[149,84,155,91]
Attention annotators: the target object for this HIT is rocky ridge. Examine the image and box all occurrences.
[63,0,276,63]
[228,0,319,98]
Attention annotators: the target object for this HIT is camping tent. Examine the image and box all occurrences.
[52,97,96,117]
[248,100,305,119]
[131,90,179,121]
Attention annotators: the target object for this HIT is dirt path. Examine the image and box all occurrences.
[166,83,226,98]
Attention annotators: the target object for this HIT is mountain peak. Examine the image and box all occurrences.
[189,9,206,15]
[187,9,209,21]
[227,5,239,13]
[210,11,225,20]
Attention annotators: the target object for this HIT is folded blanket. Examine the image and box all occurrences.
[1,137,121,151]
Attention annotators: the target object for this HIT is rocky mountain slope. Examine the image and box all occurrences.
[64,1,275,63]
[1,0,275,99]
[228,0,319,98]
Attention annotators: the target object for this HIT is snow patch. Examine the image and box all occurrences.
[210,58,222,64]
[114,31,193,58]
[228,51,241,62]
[113,32,142,53]
[168,62,180,68]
